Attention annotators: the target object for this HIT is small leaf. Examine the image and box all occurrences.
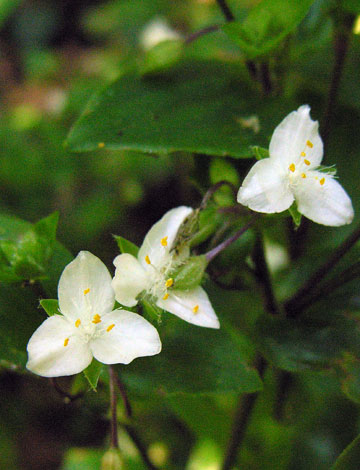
[251,145,270,160]
[40,299,59,317]
[288,202,302,228]
[141,299,163,324]
[83,359,104,391]
[113,235,139,257]
[172,255,208,291]
[189,208,222,248]
[223,0,316,59]
[331,433,360,470]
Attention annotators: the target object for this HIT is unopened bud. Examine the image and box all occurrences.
[101,448,124,470]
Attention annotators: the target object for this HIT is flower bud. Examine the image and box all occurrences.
[101,448,124,470]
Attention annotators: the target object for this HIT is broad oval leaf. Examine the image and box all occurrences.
[66,61,291,158]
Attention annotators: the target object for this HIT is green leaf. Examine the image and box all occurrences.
[66,61,291,158]
[251,145,270,160]
[141,299,163,324]
[255,314,349,372]
[0,0,21,28]
[0,212,59,280]
[83,359,104,392]
[189,208,222,248]
[113,235,139,257]
[172,255,208,291]
[0,212,73,297]
[40,299,59,316]
[331,434,360,470]
[342,0,360,14]
[288,202,302,228]
[122,317,263,394]
[223,0,316,59]
[141,39,183,76]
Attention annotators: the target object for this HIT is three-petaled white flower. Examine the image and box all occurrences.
[112,206,220,329]
[26,251,161,377]
[237,105,354,226]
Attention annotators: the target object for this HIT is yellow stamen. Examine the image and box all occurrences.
[192,305,199,314]
[301,173,306,179]
[306,140,313,148]
[301,151,306,157]
[107,324,115,332]
[92,314,101,324]
[84,288,90,295]
[75,319,81,328]
[304,159,310,166]
[165,278,174,288]
[289,163,295,172]
[64,338,69,347]
[98,142,105,148]
[145,255,151,265]
[161,236,168,247]
[320,177,325,186]
[163,293,169,300]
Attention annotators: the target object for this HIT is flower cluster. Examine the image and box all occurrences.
[26,105,355,378]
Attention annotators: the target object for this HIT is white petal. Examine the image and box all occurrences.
[138,206,193,269]
[237,159,294,213]
[58,251,115,321]
[269,105,323,169]
[156,286,220,329]
[112,254,150,307]
[293,171,354,226]
[90,309,161,364]
[26,315,93,377]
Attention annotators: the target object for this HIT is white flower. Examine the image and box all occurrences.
[112,207,220,329]
[26,251,161,377]
[140,17,182,51]
[237,105,354,227]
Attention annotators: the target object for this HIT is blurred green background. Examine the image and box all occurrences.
[1,1,360,469]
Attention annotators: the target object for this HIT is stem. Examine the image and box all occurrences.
[322,12,355,150]
[200,180,237,210]
[252,231,280,316]
[293,260,360,314]
[109,366,119,448]
[273,371,293,422]
[285,224,360,318]
[216,0,235,21]
[260,62,272,95]
[205,217,256,263]
[185,25,220,44]
[112,370,133,419]
[49,378,84,403]
[215,0,258,81]
[124,424,159,470]
[222,355,267,470]
[222,231,278,469]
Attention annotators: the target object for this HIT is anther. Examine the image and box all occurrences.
[163,293,169,300]
[98,142,105,148]
[301,152,306,157]
[289,163,295,172]
[320,177,325,186]
[107,324,115,332]
[306,140,313,148]
[301,173,306,179]
[92,314,101,324]
[165,278,174,288]
[304,159,310,166]
[192,305,199,314]
[84,288,90,295]
[161,236,168,247]
[64,338,69,347]
[145,255,151,265]
[75,319,81,328]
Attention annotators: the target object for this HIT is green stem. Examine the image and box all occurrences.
[322,12,355,150]
[109,366,119,449]
[285,224,360,318]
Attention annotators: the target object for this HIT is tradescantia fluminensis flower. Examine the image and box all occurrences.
[112,206,220,329]
[237,105,354,226]
[26,251,161,377]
